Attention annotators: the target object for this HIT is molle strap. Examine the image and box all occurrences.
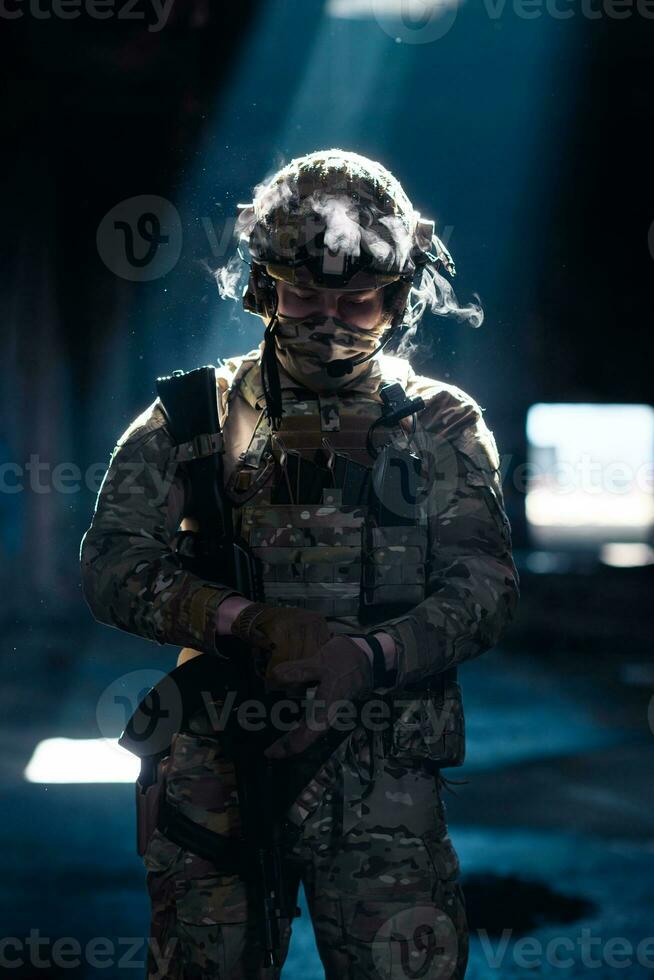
[318,395,340,432]
[170,432,224,463]
[226,456,275,506]
[241,410,271,469]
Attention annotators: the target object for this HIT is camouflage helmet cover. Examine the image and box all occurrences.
[237,149,455,305]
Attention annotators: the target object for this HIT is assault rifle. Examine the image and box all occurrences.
[119,365,298,971]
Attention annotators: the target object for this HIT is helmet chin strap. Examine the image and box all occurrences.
[260,297,284,430]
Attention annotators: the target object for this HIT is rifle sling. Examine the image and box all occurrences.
[158,800,256,877]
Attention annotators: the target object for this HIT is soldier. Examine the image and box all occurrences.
[81,149,519,980]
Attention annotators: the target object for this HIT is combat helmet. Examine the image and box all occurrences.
[231,149,458,426]
[236,148,455,328]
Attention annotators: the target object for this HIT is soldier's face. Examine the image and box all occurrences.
[275,280,386,330]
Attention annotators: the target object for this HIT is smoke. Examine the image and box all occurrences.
[251,175,295,224]
[308,193,363,257]
[214,251,245,302]
[378,214,414,271]
[395,260,484,359]
[307,193,417,275]
[417,262,484,329]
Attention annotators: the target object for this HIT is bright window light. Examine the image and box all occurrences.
[24,738,140,784]
[600,542,654,568]
[328,0,459,18]
[526,403,654,549]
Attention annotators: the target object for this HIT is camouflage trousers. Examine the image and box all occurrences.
[143,724,469,980]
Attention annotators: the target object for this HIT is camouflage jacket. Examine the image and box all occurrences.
[80,350,518,765]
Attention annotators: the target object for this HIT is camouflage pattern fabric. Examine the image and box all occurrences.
[274,313,391,393]
[80,350,517,768]
[80,350,518,978]
[80,351,518,679]
[144,722,468,980]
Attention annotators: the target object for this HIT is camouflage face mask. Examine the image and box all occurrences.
[274,313,389,393]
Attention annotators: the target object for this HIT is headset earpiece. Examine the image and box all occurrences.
[243,261,278,319]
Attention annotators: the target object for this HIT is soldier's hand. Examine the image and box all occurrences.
[230,602,331,680]
[263,636,374,759]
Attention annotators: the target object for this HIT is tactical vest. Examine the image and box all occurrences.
[233,394,422,617]
[221,368,465,770]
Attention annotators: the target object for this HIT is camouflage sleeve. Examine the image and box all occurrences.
[381,384,520,689]
[79,401,238,652]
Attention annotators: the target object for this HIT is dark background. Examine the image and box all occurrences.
[1,2,653,977]
[1,0,652,616]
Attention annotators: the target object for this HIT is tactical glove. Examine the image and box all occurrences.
[263,635,374,759]
[230,602,331,681]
